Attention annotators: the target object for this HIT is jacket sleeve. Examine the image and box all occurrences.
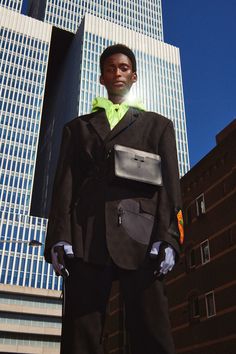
[44,126,74,263]
[155,120,183,257]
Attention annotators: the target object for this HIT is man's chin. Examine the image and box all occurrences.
[110,88,130,97]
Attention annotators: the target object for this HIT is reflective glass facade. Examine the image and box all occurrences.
[0,25,49,215]
[0,211,60,289]
[0,0,22,12]
[0,7,61,291]
[44,0,163,40]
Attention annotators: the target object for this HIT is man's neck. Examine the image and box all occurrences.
[108,94,126,104]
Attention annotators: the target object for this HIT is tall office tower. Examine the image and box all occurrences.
[29,0,164,40]
[0,7,61,291]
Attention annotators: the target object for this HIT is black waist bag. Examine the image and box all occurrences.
[113,144,163,186]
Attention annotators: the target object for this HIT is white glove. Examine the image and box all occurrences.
[51,241,74,277]
[150,241,175,275]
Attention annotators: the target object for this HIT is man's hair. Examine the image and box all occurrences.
[100,44,137,74]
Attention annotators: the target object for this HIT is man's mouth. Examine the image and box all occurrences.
[113,81,125,86]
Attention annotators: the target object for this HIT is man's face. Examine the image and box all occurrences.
[100,53,137,99]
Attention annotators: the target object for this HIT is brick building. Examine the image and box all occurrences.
[166,119,236,353]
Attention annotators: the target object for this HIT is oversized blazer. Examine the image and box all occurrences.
[44,108,182,269]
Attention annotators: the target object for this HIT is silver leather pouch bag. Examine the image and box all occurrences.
[114,144,163,186]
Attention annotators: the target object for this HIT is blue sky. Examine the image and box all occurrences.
[162,0,236,167]
[21,0,29,14]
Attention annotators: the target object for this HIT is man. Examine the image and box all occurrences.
[44,44,184,354]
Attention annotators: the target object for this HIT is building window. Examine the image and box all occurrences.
[186,247,196,271]
[196,193,206,216]
[191,296,200,318]
[188,293,200,321]
[200,240,210,264]
[189,249,196,268]
[185,205,192,224]
[205,291,216,318]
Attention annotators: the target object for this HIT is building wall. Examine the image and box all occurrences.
[0,6,61,291]
[0,0,22,12]
[0,7,51,215]
[0,284,61,353]
[43,0,164,40]
[166,119,236,354]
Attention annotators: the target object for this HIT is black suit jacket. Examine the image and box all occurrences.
[44,108,182,269]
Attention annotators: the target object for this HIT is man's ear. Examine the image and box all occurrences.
[100,75,104,86]
[132,72,137,83]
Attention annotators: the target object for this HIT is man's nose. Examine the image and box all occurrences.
[114,68,122,77]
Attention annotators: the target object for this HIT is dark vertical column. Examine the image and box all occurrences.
[31,21,85,218]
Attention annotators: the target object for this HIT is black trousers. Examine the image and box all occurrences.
[61,258,175,354]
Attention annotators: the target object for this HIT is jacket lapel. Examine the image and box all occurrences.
[105,108,139,143]
[88,109,111,141]
[88,108,140,142]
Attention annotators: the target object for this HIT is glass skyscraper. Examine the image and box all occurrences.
[0,10,49,216]
[44,0,163,40]
[0,7,61,291]
[0,0,22,12]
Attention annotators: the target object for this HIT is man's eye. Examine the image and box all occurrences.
[120,66,128,71]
